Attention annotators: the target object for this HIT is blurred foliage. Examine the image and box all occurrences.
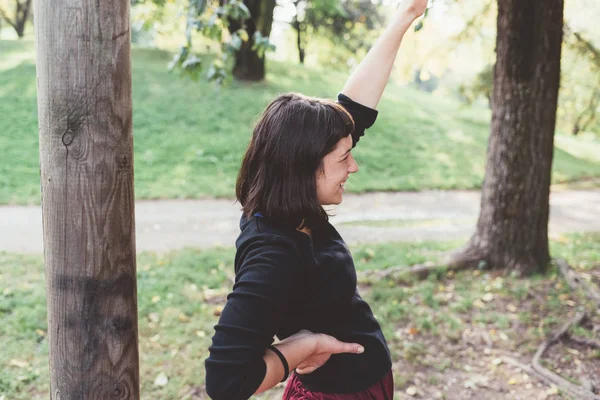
[451,0,600,136]
[559,25,600,136]
[132,0,276,84]
[458,29,600,136]
[286,0,385,67]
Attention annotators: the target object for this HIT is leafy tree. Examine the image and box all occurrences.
[168,0,276,83]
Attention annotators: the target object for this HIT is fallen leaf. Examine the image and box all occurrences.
[508,378,518,385]
[213,306,223,316]
[9,359,29,368]
[154,372,168,386]
[196,330,206,338]
[546,386,559,395]
[482,293,494,302]
[178,313,190,323]
[406,386,419,396]
[408,327,419,336]
[152,295,161,303]
[558,294,570,301]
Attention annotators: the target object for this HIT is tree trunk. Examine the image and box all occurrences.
[16,0,31,38]
[451,0,564,275]
[232,0,276,81]
[34,0,140,398]
[293,19,306,64]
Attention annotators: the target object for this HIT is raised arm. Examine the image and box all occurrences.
[341,0,428,108]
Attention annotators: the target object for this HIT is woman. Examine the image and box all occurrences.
[205,1,428,398]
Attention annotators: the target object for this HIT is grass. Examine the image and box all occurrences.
[1,233,599,399]
[2,39,600,204]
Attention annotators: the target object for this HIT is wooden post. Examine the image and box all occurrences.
[34,0,140,398]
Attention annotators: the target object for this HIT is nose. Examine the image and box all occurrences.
[348,153,359,174]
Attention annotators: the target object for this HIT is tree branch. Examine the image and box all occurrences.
[0,7,17,30]
[567,335,600,350]
[555,259,600,308]
[358,258,473,281]
[530,312,600,400]
[502,355,600,400]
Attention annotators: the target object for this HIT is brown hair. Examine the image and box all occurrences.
[236,92,355,229]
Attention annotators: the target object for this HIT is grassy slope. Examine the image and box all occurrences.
[1,40,600,204]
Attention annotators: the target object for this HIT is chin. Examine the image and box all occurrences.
[320,198,343,206]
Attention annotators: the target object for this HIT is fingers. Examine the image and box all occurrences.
[316,334,365,355]
[296,364,321,375]
[329,340,364,355]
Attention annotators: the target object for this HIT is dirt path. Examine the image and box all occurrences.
[1,189,598,253]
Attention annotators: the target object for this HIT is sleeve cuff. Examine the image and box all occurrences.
[337,93,379,147]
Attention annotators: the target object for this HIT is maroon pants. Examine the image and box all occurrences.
[282,369,394,399]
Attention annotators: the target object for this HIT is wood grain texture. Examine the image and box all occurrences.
[34,1,139,398]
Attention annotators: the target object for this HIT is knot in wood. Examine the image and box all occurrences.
[62,130,75,146]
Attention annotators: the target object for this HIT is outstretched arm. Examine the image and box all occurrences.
[341,0,428,109]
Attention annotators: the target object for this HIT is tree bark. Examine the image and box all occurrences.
[34,0,140,398]
[451,0,564,275]
[232,0,276,81]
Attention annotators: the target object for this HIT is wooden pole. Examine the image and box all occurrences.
[34,0,140,398]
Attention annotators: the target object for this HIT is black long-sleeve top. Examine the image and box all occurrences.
[205,94,391,399]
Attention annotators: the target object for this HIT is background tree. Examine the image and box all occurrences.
[168,0,276,83]
[228,0,277,80]
[450,0,564,275]
[0,0,32,38]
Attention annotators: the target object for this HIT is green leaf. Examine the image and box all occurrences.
[181,56,202,70]
[237,29,249,42]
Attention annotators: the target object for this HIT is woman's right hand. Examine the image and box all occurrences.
[291,330,364,375]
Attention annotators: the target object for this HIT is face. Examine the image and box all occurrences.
[316,135,359,205]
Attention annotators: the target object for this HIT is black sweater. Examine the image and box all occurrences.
[204,95,391,399]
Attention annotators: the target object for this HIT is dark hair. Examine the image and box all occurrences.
[236,92,355,229]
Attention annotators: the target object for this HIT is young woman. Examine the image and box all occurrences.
[205,1,428,398]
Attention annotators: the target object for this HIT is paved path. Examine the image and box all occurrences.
[1,190,598,253]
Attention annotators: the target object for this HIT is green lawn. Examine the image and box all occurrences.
[2,39,600,205]
[1,234,599,399]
